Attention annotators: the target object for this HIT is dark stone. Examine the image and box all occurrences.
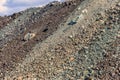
[84,76,92,80]
[68,20,77,25]
[43,28,48,32]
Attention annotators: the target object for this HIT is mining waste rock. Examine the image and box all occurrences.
[0,0,119,80]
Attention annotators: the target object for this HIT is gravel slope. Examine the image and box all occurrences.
[0,0,84,79]
[0,0,119,80]
[1,0,119,80]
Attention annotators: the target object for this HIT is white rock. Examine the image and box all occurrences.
[69,35,73,38]
[78,14,84,20]
[81,25,85,29]
[117,31,120,37]
[117,2,120,6]
[82,9,88,13]
[77,7,81,10]
[24,32,36,41]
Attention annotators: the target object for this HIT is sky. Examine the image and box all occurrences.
[0,0,63,16]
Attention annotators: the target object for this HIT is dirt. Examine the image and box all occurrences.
[0,0,84,79]
[0,0,120,80]
[0,12,21,28]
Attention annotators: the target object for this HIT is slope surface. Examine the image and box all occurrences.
[0,0,84,79]
[2,0,120,80]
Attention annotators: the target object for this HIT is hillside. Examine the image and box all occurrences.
[0,0,120,80]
